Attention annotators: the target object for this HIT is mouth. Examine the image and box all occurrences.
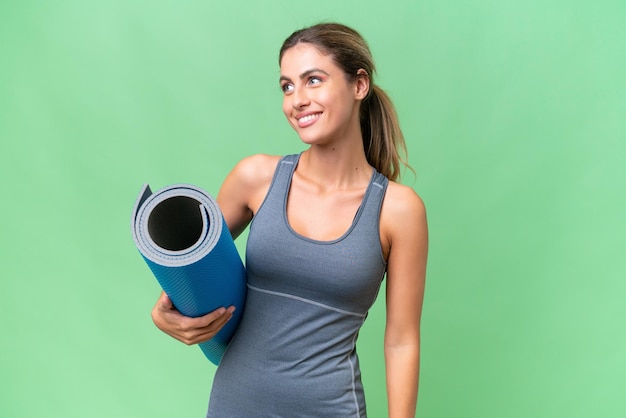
[295,112,322,127]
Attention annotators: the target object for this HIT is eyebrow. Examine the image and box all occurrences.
[279,68,330,83]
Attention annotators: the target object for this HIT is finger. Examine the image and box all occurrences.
[194,306,235,328]
[188,318,232,344]
[175,305,227,330]
[208,308,235,330]
[158,291,174,310]
[181,308,236,344]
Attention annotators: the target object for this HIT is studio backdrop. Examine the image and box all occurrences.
[1,0,624,417]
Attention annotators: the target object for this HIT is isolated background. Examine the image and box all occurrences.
[1,0,625,417]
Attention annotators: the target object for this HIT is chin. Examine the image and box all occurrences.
[298,136,328,147]
[295,131,317,144]
[295,130,331,146]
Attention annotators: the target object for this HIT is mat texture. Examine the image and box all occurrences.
[131,183,246,365]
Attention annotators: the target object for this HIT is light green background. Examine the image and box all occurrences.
[1,1,625,417]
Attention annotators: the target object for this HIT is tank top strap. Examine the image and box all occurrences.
[354,170,388,231]
[271,153,300,194]
[254,154,300,219]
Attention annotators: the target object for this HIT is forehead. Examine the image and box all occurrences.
[279,43,339,76]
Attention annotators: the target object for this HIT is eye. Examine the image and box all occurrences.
[281,82,294,94]
[307,76,322,86]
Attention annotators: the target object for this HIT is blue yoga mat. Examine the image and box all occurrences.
[131,183,246,365]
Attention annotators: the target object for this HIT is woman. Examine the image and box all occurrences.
[152,23,428,417]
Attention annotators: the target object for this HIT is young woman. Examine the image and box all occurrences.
[151,23,428,418]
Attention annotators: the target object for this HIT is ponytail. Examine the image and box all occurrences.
[361,85,410,181]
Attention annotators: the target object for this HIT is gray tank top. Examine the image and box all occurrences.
[207,154,389,417]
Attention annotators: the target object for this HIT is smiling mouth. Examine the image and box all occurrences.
[296,113,322,123]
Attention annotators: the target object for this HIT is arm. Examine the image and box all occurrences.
[381,184,428,418]
[151,154,280,344]
[216,154,279,240]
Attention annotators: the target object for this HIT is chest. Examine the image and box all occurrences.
[246,203,386,315]
[286,185,365,242]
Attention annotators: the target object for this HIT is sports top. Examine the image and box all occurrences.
[206,153,389,417]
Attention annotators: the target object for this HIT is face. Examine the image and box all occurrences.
[279,43,368,146]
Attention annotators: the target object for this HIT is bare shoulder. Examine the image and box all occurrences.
[382,181,427,222]
[218,154,282,238]
[229,154,282,187]
[219,154,282,214]
[380,181,428,252]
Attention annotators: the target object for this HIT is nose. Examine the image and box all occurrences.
[292,85,310,109]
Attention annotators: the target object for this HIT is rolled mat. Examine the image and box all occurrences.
[130,183,246,365]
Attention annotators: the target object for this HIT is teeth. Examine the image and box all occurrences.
[298,113,320,123]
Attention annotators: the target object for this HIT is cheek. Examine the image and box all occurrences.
[320,86,351,113]
[282,99,291,118]
[282,99,299,130]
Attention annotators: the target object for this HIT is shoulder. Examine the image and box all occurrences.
[217,154,283,237]
[380,181,427,249]
[382,181,426,222]
[219,154,283,215]
[222,154,282,195]
[230,154,282,184]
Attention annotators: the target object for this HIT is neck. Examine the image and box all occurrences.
[297,139,372,190]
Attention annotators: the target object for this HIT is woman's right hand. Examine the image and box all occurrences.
[151,291,236,345]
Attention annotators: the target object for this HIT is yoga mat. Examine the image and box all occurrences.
[131,183,246,365]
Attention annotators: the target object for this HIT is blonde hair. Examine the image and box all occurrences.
[279,23,411,181]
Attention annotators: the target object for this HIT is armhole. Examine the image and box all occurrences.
[251,155,294,221]
[376,174,390,267]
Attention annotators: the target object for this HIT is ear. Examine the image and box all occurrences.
[354,69,370,100]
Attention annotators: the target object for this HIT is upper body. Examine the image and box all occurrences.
[152,23,428,417]
[207,152,392,417]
